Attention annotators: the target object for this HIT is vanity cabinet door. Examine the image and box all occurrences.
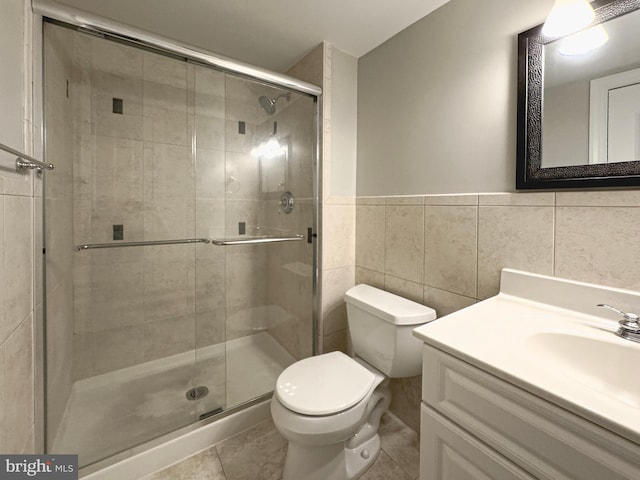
[422,345,640,480]
[420,404,535,480]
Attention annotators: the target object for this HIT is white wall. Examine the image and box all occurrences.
[542,80,589,167]
[357,0,554,195]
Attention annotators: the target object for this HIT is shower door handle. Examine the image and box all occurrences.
[76,238,211,251]
[211,235,304,246]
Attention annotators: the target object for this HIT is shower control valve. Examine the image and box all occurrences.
[280,191,294,214]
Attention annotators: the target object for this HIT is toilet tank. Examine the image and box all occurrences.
[344,284,437,378]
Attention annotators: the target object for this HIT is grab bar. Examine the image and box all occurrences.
[0,141,55,172]
[76,238,211,251]
[212,235,304,246]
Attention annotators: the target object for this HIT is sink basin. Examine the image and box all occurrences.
[525,332,640,408]
[413,268,640,445]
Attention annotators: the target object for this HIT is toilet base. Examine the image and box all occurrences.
[281,434,381,480]
[345,434,381,479]
[280,383,390,480]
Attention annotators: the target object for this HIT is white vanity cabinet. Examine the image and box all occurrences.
[420,403,534,480]
[419,344,640,480]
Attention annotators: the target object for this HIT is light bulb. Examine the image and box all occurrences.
[558,24,608,55]
[542,0,595,38]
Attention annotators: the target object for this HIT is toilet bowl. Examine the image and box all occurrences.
[271,352,390,479]
[271,284,436,480]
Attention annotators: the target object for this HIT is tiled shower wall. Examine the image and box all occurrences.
[356,190,640,431]
[0,0,37,454]
[286,43,359,355]
[65,26,229,378]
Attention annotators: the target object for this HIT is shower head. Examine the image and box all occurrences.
[259,96,276,115]
[258,92,291,115]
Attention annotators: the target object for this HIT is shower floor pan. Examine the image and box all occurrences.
[51,331,295,467]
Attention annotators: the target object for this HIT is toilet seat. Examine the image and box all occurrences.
[276,352,376,416]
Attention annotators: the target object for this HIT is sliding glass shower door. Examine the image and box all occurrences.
[205,73,316,414]
[43,20,316,468]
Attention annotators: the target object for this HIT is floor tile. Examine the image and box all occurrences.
[216,419,287,480]
[360,450,413,480]
[379,413,420,479]
[141,447,226,480]
[144,412,420,479]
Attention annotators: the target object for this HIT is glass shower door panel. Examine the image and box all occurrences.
[193,64,228,419]
[222,75,315,410]
[44,18,317,469]
[43,23,200,467]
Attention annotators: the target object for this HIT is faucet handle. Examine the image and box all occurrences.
[597,304,640,331]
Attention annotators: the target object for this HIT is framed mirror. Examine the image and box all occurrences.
[517,0,640,189]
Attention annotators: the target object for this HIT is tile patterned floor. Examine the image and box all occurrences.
[141,412,420,480]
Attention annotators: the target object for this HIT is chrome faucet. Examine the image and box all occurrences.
[598,304,640,343]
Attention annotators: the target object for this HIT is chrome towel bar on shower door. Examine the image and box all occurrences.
[76,235,305,250]
[211,235,304,246]
[0,140,55,172]
[76,238,211,251]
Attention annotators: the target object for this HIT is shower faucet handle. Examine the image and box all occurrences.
[280,191,294,214]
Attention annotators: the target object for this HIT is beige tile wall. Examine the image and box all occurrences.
[284,43,360,357]
[320,45,359,354]
[193,66,227,353]
[62,30,225,377]
[66,32,272,377]
[0,0,38,454]
[295,43,358,354]
[69,31,202,377]
[356,190,640,432]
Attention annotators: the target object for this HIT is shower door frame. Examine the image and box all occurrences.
[37,0,321,471]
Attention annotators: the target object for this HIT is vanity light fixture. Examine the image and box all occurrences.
[542,0,595,37]
[558,24,609,55]
[251,135,286,160]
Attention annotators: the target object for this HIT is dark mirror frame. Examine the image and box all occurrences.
[516,0,640,189]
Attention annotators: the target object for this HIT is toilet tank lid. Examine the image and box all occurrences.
[344,284,436,325]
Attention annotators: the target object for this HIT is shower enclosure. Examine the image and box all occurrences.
[43,19,318,468]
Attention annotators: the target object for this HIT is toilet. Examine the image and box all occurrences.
[271,284,436,480]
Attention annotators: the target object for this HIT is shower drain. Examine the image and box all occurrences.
[186,386,209,401]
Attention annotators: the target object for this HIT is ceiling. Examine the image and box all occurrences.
[54,0,450,72]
